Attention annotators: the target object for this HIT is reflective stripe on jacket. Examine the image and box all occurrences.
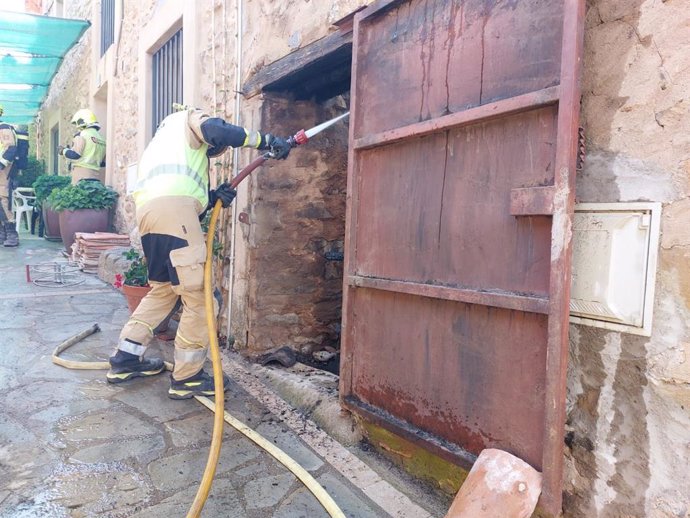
[74,127,106,171]
[133,111,209,210]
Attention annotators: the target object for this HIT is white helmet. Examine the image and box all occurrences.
[71,108,98,129]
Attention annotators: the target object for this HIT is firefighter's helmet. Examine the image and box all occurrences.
[71,108,98,129]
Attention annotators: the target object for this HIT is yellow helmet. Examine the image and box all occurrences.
[71,108,98,129]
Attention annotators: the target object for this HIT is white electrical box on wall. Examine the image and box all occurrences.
[570,202,661,336]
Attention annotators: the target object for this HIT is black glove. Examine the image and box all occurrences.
[263,134,291,160]
[209,183,237,208]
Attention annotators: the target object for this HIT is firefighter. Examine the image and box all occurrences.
[107,107,291,399]
[0,104,19,247]
[60,108,106,184]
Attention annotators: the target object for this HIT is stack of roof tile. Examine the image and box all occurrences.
[71,232,131,273]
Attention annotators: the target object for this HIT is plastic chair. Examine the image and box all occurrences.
[12,187,37,232]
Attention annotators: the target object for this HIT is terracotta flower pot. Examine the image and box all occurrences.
[121,284,152,313]
[42,206,62,241]
[58,208,110,251]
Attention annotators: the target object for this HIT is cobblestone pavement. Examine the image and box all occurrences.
[0,234,395,517]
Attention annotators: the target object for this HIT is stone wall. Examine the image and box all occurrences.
[564,0,690,516]
[235,94,349,355]
[35,0,366,350]
[211,0,368,352]
[24,0,41,14]
[36,0,92,174]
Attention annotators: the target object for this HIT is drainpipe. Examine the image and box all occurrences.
[211,0,217,117]
[225,0,242,342]
[113,0,124,77]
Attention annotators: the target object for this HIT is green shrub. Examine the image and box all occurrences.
[32,174,70,209]
[120,248,149,287]
[47,181,118,212]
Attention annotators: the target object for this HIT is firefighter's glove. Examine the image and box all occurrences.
[209,183,237,208]
[264,134,291,160]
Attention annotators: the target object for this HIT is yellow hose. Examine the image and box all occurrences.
[51,200,346,518]
[187,200,226,517]
[195,395,347,518]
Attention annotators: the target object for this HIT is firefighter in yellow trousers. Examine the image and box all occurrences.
[60,109,106,184]
[107,108,291,399]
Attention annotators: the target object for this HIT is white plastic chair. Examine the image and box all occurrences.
[12,187,37,232]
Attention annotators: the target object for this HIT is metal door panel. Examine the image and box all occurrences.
[478,1,563,104]
[353,0,564,137]
[342,0,584,514]
[350,288,548,468]
[354,107,557,295]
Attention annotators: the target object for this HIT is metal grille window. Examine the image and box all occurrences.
[152,29,183,135]
[100,0,115,56]
[50,125,59,174]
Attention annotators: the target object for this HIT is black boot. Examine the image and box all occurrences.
[107,349,165,383]
[168,369,230,400]
[3,222,18,247]
[0,223,5,244]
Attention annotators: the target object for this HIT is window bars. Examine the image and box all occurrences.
[152,29,183,135]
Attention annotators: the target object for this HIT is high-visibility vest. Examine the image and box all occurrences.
[74,127,106,171]
[133,111,209,210]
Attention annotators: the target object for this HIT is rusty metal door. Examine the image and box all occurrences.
[340,0,584,514]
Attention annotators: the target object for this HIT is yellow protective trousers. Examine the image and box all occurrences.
[0,165,11,221]
[118,195,211,380]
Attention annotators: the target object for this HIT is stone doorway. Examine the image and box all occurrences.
[234,31,353,375]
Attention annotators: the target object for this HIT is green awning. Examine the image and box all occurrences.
[0,10,90,125]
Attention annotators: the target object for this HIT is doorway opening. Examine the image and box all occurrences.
[241,29,353,375]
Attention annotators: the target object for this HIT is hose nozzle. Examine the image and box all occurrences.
[287,129,308,148]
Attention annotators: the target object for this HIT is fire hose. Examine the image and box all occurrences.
[52,112,350,518]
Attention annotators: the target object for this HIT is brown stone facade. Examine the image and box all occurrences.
[35,0,689,516]
[238,94,349,355]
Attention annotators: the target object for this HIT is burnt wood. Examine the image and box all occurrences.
[242,29,353,101]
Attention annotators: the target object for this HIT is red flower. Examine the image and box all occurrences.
[113,273,124,289]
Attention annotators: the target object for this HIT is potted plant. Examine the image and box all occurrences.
[47,181,118,250]
[32,174,70,241]
[113,248,151,313]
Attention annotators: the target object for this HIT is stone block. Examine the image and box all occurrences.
[70,434,165,464]
[98,246,136,285]
[60,408,160,441]
[444,449,542,518]
[317,473,383,518]
[147,438,260,492]
[274,487,329,518]
[255,421,324,472]
[129,485,244,518]
[244,473,296,510]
